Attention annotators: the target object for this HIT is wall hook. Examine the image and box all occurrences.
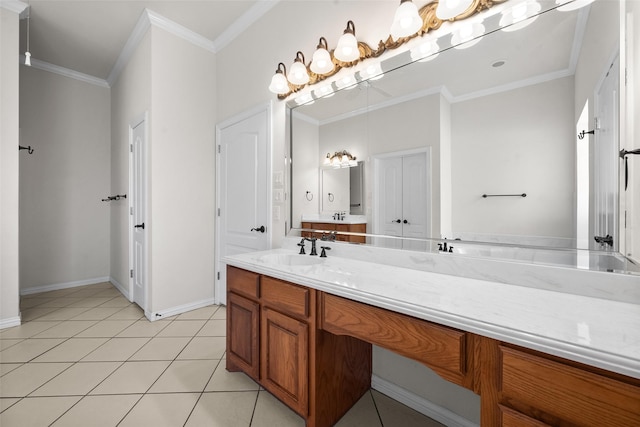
[305,191,313,201]
[578,129,595,140]
[327,192,335,202]
[19,145,34,154]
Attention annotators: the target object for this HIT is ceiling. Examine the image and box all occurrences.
[18,1,264,80]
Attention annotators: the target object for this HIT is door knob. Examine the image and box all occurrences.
[134,223,145,229]
[403,219,409,224]
[394,219,401,223]
[251,225,266,233]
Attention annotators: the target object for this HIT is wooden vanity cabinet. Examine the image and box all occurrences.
[301,221,366,244]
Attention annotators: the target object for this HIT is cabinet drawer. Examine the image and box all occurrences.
[321,293,468,386]
[499,405,550,427]
[500,346,640,426]
[227,266,260,300]
[261,276,311,319]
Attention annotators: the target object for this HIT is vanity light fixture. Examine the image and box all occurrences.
[24,10,32,66]
[314,83,335,98]
[436,0,474,20]
[268,0,507,99]
[556,0,594,12]
[334,21,360,63]
[390,0,423,40]
[310,37,334,75]
[268,63,289,95]
[500,1,541,32]
[451,21,485,49]
[288,51,310,85]
[324,151,357,168]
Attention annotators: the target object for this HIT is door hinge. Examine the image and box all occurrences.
[130,207,133,215]
[130,269,133,278]
[218,208,221,217]
[217,272,220,280]
[130,144,133,153]
[218,145,221,154]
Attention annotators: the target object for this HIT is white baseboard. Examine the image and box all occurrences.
[0,315,22,330]
[20,276,111,296]
[371,375,479,427]
[147,298,217,322]
[109,276,131,301]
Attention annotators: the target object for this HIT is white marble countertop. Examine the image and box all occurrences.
[224,248,640,379]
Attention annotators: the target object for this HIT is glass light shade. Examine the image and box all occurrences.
[500,1,541,32]
[335,32,359,62]
[268,72,288,94]
[361,63,384,80]
[436,0,474,20]
[24,51,32,66]
[336,75,357,90]
[323,153,331,166]
[288,60,310,85]
[390,1,423,40]
[556,0,594,12]
[452,22,485,49]
[410,40,440,62]
[310,48,334,75]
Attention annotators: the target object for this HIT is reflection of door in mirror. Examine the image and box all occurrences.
[373,150,431,251]
[350,162,364,215]
[593,55,619,251]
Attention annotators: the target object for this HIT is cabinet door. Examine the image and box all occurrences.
[261,307,309,416]
[227,292,260,381]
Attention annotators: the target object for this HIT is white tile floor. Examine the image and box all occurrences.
[0,282,444,427]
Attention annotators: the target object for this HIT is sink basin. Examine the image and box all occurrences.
[259,254,324,267]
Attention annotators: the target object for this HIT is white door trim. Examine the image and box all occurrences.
[128,111,150,314]
[215,102,273,305]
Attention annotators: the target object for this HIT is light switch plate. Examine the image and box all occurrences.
[274,189,284,202]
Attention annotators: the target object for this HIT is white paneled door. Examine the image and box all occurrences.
[374,150,431,251]
[130,115,147,312]
[216,105,270,305]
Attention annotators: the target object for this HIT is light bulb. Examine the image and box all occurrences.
[310,37,334,75]
[390,0,423,40]
[288,52,309,85]
[436,0,473,20]
[335,21,360,62]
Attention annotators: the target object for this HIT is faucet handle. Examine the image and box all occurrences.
[320,246,331,258]
[297,239,306,255]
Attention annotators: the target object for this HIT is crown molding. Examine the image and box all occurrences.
[214,0,281,52]
[146,9,216,53]
[21,55,110,88]
[0,0,28,16]
[106,8,152,87]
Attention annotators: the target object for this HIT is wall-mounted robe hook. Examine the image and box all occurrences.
[327,192,335,202]
[578,129,595,140]
[305,191,313,201]
[19,145,34,154]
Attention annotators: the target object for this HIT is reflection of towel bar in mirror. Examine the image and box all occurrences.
[482,193,526,198]
[101,194,127,202]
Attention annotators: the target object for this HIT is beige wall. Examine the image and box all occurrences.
[149,26,216,314]
[19,67,111,292]
[110,31,151,292]
[0,7,21,326]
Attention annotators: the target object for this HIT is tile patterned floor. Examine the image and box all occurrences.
[0,282,444,426]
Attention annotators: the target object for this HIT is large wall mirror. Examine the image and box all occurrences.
[288,0,638,273]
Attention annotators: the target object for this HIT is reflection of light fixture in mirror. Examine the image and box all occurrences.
[288,51,310,85]
[310,37,334,75]
[336,75,358,90]
[500,1,541,32]
[410,39,440,62]
[556,0,594,12]
[295,93,314,105]
[268,63,289,94]
[334,21,360,62]
[436,0,474,20]
[360,62,384,81]
[324,151,357,168]
[25,10,32,66]
[451,22,485,49]
[313,84,335,98]
[390,0,423,40]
